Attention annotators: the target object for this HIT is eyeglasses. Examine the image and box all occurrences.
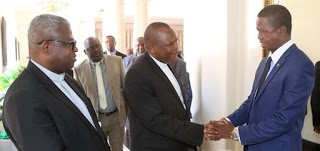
[37,40,77,50]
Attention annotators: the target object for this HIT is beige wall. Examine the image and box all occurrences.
[282,0,320,143]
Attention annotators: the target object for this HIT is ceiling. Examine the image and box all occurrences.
[11,0,185,18]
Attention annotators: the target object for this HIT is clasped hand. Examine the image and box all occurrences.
[203,118,235,141]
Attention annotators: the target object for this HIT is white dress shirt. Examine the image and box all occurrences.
[149,54,186,109]
[31,60,96,128]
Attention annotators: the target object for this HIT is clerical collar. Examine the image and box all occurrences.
[30,59,65,82]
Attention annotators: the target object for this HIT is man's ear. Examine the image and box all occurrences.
[146,43,155,54]
[84,49,87,55]
[279,25,287,35]
[39,41,50,56]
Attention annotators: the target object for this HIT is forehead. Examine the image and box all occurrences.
[56,24,73,39]
[256,17,272,26]
[106,37,115,41]
[158,28,176,41]
[137,39,144,44]
[87,38,100,45]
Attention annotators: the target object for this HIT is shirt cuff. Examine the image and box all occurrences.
[224,118,241,143]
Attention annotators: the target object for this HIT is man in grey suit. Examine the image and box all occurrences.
[74,37,127,151]
[170,57,193,119]
[2,14,110,151]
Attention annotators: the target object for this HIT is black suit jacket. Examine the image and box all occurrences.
[124,53,203,151]
[311,61,320,126]
[2,61,111,151]
[104,50,126,59]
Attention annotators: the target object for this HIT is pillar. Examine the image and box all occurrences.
[133,0,149,43]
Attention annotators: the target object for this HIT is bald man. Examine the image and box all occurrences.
[74,37,126,151]
[124,22,211,151]
[123,37,145,70]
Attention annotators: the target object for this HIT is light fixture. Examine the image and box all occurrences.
[37,0,70,12]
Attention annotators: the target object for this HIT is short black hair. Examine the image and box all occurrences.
[258,5,292,35]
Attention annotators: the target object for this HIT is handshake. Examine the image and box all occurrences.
[203,118,236,141]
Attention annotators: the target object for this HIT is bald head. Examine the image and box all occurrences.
[84,37,104,62]
[144,22,171,47]
[135,37,145,55]
[144,22,178,63]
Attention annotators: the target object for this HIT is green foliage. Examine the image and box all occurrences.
[0,63,25,111]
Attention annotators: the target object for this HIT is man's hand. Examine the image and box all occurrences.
[314,126,320,134]
[204,123,221,141]
[209,118,235,139]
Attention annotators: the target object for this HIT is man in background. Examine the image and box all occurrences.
[2,14,110,151]
[123,37,145,71]
[126,48,133,56]
[104,35,126,59]
[74,37,126,151]
[170,54,193,119]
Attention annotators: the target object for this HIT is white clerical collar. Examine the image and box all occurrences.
[30,59,65,82]
[149,54,168,70]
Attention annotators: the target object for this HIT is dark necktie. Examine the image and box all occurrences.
[257,57,272,94]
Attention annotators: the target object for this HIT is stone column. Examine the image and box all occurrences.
[133,0,148,45]
[102,0,125,53]
[116,0,125,53]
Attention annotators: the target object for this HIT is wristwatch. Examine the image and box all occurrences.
[230,132,239,141]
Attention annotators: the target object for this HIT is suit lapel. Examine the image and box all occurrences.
[104,55,114,92]
[29,62,100,135]
[64,75,104,137]
[144,54,187,110]
[253,45,296,103]
[84,60,97,94]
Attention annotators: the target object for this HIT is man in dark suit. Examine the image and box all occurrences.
[2,14,111,151]
[104,35,126,59]
[124,22,210,151]
[311,61,320,134]
[208,5,314,151]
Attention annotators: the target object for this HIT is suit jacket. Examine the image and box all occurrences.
[73,55,127,127]
[228,44,315,151]
[169,58,192,118]
[2,61,110,151]
[311,61,320,126]
[104,50,126,59]
[123,53,138,70]
[124,53,204,151]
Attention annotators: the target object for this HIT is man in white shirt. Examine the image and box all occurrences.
[104,35,126,59]
[124,22,211,151]
[207,5,314,151]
